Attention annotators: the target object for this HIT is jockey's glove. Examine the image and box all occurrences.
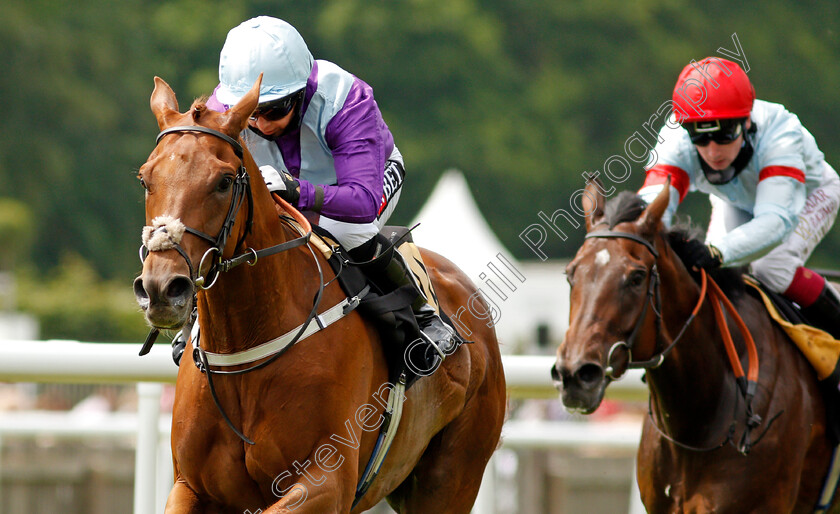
[260,165,300,205]
[682,240,723,271]
[276,172,301,205]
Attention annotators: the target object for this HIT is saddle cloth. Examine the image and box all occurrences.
[745,276,840,446]
[744,277,840,384]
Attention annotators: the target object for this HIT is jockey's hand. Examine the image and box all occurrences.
[276,171,301,205]
[260,165,300,204]
[683,240,723,271]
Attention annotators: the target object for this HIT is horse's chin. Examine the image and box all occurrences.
[143,304,190,330]
[565,405,598,415]
[560,384,607,415]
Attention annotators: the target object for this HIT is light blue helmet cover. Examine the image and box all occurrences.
[217,16,313,106]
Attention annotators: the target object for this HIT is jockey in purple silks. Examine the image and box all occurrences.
[172,16,455,367]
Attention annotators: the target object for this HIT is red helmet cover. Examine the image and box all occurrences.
[672,57,754,123]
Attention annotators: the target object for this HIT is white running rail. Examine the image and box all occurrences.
[0,340,647,513]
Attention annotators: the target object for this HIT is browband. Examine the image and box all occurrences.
[585,230,659,258]
[157,125,244,159]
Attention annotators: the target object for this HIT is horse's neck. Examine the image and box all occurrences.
[646,263,741,439]
[196,198,320,354]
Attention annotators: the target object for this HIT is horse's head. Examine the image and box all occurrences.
[552,177,672,413]
[133,76,262,330]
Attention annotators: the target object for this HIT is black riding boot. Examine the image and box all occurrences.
[801,283,840,339]
[379,250,457,355]
[352,233,457,363]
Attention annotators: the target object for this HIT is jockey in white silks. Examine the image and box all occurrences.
[639,57,840,339]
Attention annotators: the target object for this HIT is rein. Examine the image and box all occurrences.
[584,228,773,454]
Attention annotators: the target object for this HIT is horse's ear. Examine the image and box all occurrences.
[150,77,180,130]
[583,173,606,232]
[220,73,262,137]
[636,176,671,237]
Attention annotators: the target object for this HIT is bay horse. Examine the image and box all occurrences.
[553,177,838,512]
[133,75,505,513]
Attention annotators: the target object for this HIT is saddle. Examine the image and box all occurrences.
[745,276,840,444]
[305,221,466,390]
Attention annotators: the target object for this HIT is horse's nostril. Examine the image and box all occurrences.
[576,363,605,386]
[133,277,149,308]
[551,364,561,383]
[166,276,193,305]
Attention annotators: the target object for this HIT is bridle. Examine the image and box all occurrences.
[584,227,775,454]
[584,229,704,379]
[141,125,250,289]
[137,125,311,355]
[152,125,253,289]
[138,124,323,444]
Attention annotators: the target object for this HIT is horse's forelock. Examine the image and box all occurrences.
[189,97,211,122]
[602,191,648,229]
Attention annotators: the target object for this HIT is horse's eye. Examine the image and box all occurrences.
[138,177,148,190]
[217,175,234,192]
[627,269,647,288]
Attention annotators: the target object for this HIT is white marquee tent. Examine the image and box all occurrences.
[409,170,570,351]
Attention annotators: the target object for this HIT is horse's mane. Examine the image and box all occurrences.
[666,223,746,299]
[601,192,745,299]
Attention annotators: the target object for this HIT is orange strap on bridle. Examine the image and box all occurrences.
[647,269,769,455]
[703,269,760,385]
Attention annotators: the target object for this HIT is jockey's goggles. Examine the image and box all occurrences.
[250,89,305,122]
[683,118,746,146]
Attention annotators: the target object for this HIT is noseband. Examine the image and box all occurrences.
[584,229,703,379]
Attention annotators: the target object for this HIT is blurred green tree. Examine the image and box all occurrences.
[0,198,34,272]
[16,254,151,342]
[3,0,840,342]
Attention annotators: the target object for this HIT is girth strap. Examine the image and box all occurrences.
[815,445,840,513]
[352,375,407,508]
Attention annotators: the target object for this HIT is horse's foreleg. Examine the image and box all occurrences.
[164,478,203,513]
[260,477,354,513]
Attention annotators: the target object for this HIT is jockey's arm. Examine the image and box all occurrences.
[707,174,805,266]
[638,165,689,228]
[296,88,390,224]
[295,155,382,223]
[639,165,806,267]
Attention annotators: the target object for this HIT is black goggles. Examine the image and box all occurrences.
[683,118,746,146]
[250,89,305,122]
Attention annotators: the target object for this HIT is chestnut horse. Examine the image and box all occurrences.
[553,178,838,512]
[133,76,505,513]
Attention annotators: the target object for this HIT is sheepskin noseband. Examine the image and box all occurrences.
[142,215,187,252]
